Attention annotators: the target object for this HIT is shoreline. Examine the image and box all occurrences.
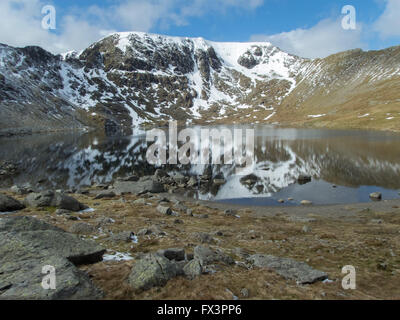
[1,121,400,139]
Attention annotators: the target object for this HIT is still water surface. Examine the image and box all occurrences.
[1,125,400,206]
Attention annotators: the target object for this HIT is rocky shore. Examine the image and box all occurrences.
[1,170,400,300]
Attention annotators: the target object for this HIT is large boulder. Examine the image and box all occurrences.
[128,254,179,292]
[0,256,102,300]
[0,216,61,232]
[247,254,328,285]
[0,194,25,212]
[24,191,86,212]
[0,216,105,300]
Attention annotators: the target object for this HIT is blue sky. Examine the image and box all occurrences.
[0,0,399,58]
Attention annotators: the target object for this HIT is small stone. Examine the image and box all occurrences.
[157,205,172,215]
[133,198,146,205]
[377,262,388,271]
[94,191,116,199]
[278,199,285,204]
[69,222,96,235]
[302,225,311,233]
[369,192,382,201]
[110,231,136,243]
[240,288,249,298]
[224,209,238,217]
[55,209,72,215]
[193,232,214,244]
[301,200,313,206]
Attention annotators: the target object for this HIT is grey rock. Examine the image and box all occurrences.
[154,169,168,179]
[224,209,238,217]
[0,230,105,265]
[0,255,102,300]
[0,194,25,212]
[194,245,235,266]
[95,217,115,227]
[240,288,249,298]
[183,259,203,279]
[171,173,186,184]
[247,254,328,284]
[193,232,214,244]
[128,254,178,291]
[301,200,313,206]
[132,198,146,205]
[69,222,96,235]
[121,175,139,182]
[369,192,382,201]
[150,181,165,193]
[0,216,105,299]
[114,179,164,195]
[10,184,33,195]
[55,209,73,216]
[110,231,135,242]
[24,191,86,212]
[0,216,62,233]
[157,205,172,215]
[137,228,153,237]
[157,248,186,261]
[187,176,197,187]
[94,191,116,199]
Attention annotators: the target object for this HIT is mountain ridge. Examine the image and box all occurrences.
[1,31,399,136]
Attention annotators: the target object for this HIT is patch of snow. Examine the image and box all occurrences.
[103,251,134,262]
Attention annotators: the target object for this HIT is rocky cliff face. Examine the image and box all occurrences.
[0,32,399,135]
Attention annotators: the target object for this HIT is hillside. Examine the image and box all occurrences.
[0,32,399,135]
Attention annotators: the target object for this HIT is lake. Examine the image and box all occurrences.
[1,125,400,206]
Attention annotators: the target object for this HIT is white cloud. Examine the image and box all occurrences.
[250,18,365,59]
[0,0,264,54]
[373,0,400,38]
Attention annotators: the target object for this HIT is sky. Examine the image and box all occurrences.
[0,0,399,58]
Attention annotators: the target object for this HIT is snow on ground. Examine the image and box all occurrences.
[103,251,134,262]
[308,114,326,118]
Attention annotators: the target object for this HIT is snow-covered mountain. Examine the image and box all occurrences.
[1,31,399,135]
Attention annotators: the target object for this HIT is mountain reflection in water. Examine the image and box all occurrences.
[1,126,400,205]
